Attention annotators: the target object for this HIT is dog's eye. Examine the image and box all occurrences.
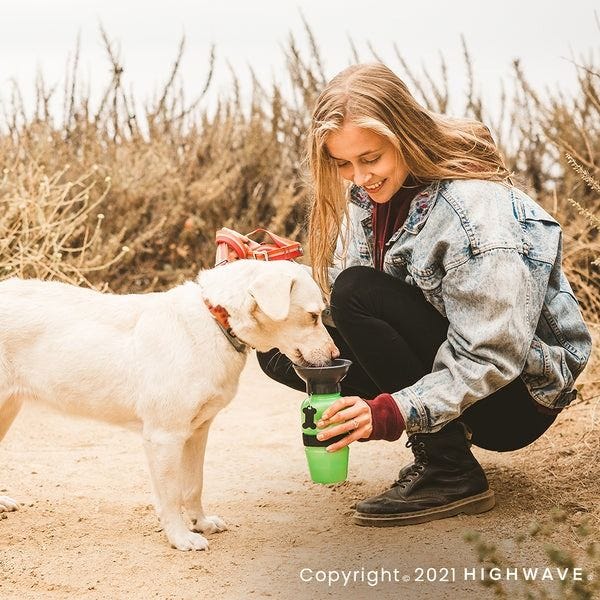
[310,313,319,325]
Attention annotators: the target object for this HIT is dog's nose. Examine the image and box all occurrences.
[331,344,340,359]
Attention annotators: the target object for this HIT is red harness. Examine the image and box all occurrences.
[214,227,303,266]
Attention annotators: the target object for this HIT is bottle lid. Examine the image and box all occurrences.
[293,358,352,395]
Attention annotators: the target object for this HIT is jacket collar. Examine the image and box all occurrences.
[348,180,442,235]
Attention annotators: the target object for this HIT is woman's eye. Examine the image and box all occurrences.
[363,156,380,164]
[335,161,349,168]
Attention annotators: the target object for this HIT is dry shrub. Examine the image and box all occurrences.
[0,159,127,288]
[0,28,318,291]
[0,26,598,329]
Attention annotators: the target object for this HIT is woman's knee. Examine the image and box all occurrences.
[330,266,377,319]
[331,266,373,300]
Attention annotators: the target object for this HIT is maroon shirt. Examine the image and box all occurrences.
[371,175,426,270]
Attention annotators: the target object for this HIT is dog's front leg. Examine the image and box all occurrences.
[143,428,209,551]
[182,420,227,535]
[0,395,22,513]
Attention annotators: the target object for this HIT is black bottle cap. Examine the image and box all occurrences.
[293,358,352,395]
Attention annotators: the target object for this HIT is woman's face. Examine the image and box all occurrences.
[325,122,410,204]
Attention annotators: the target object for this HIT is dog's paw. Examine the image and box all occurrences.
[168,530,210,552]
[191,515,228,534]
[0,496,18,512]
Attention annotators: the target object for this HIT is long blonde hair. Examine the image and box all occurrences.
[307,62,511,296]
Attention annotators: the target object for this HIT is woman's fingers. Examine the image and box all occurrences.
[315,396,373,450]
[324,427,365,452]
[319,396,359,422]
[316,412,360,440]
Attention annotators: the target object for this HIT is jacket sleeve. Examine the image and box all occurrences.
[391,248,545,434]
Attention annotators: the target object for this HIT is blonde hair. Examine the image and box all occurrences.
[307,62,511,296]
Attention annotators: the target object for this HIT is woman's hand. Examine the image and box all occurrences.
[316,396,373,452]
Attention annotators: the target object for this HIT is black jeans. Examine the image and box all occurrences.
[257,265,557,452]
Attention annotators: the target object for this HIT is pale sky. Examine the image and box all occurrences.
[1,0,599,121]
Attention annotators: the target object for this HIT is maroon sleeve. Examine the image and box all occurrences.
[363,393,405,441]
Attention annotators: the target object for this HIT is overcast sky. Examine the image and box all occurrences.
[1,0,599,121]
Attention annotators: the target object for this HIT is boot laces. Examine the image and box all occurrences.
[392,437,428,489]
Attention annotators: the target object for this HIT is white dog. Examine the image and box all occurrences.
[0,259,338,550]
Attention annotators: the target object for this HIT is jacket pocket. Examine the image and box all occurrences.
[521,336,576,408]
[409,269,446,317]
[537,273,590,378]
[422,284,446,317]
[515,197,560,265]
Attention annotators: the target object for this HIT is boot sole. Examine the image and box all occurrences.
[353,489,496,527]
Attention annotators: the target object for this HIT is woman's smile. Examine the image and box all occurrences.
[364,179,386,193]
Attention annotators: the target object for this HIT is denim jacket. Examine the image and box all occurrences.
[331,179,593,435]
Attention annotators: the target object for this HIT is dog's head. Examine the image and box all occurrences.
[199,260,338,366]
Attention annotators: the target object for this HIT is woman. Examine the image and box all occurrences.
[257,63,592,526]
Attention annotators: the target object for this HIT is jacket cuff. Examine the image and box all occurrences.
[364,393,406,441]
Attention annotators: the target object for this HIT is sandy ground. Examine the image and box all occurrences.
[1,352,598,600]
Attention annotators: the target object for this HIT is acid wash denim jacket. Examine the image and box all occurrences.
[330,179,593,435]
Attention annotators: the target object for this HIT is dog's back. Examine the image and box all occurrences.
[0,278,219,425]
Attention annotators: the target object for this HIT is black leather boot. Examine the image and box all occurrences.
[354,420,495,526]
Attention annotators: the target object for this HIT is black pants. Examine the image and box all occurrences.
[257,265,557,452]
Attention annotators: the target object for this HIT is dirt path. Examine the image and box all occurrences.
[1,353,597,600]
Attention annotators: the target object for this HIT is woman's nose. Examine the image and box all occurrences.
[353,166,372,186]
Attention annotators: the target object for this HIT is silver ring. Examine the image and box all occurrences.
[352,418,359,430]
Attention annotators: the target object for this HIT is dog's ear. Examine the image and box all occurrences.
[249,272,293,321]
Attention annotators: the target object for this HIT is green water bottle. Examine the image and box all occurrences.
[293,359,352,484]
